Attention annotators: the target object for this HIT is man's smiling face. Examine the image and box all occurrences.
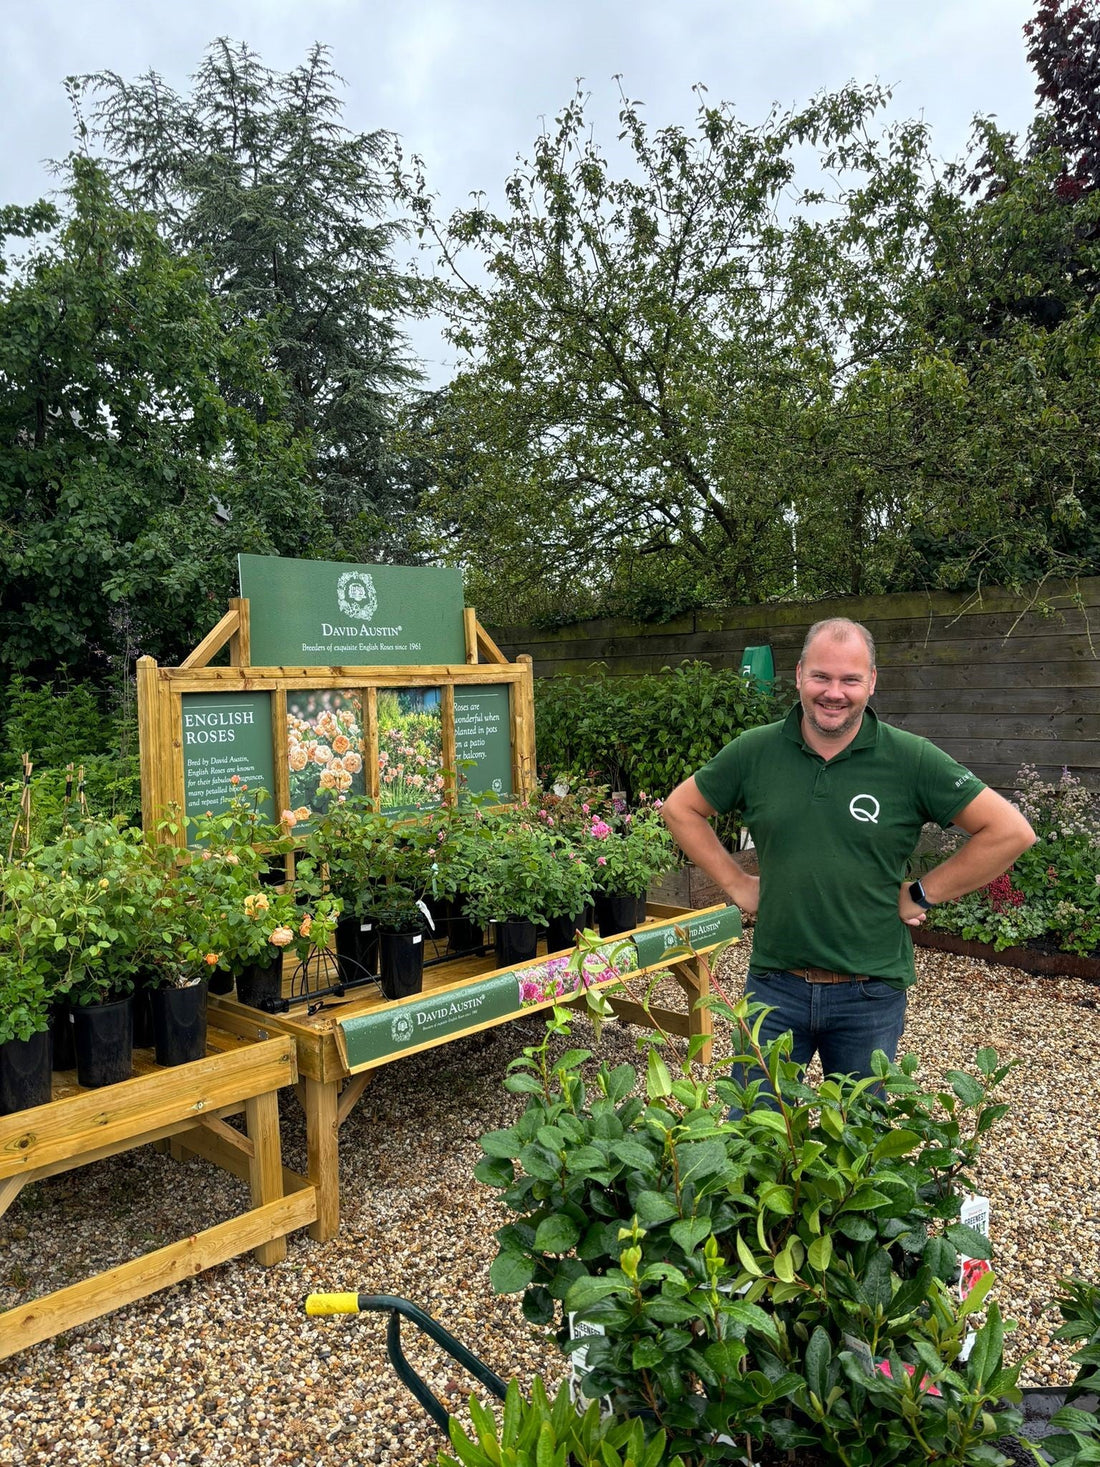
[796,631,877,745]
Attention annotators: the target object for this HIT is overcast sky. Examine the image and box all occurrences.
[6,0,1040,377]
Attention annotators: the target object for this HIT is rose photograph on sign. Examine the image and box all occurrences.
[377,687,444,812]
[286,690,366,821]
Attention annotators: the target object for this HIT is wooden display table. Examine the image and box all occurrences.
[0,1027,315,1359]
[210,902,740,1241]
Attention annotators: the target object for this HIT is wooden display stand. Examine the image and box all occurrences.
[209,901,732,1241]
[0,1029,314,1358]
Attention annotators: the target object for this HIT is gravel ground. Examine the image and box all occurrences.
[0,943,1098,1467]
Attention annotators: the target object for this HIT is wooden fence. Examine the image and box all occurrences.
[489,580,1100,794]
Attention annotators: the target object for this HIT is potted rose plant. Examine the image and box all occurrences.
[462,823,593,967]
[583,800,674,936]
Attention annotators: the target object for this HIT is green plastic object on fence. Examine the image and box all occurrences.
[740,644,774,690]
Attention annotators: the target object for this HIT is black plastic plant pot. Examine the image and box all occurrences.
[73,996,134,1089]
[50,1004,75,1071]
[447,899,485,956]
[335,915,379,984]
[379,930,425,1000]
[208,968,234,996]
[595,893,645,938]
[151,979,209,1067]
[545,911,587,953]
[235,953,284,1009]
[132,984,155,1048]
[495,918,539,968]
[0,1029,53,1114]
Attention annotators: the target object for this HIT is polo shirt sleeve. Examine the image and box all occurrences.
[692,736,747,816]
[916,740,987,828]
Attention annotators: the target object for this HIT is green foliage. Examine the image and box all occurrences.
[0,155,312,685]
[535,662,788,836]
[928,764,1100,955]
[1053,1276,1100,1403]
[462,820,596,928]
[581,803,676,900]
[473,999,1025,1464]
[439,1376,684,1467]
[77,40,423,558]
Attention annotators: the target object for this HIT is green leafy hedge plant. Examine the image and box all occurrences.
[535,661,789,846]
[471,982,1031,1466]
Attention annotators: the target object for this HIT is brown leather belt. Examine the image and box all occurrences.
[787,966,867,985]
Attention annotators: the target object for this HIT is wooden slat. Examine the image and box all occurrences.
[18,1101,249,1185]
[475,620,510,666]
[337,1072,372,1127]
[137,657,163,837]
[305,1076,340,1243]
[441,683,457,804]
[0,1190,316,1360]
[162,665,522,686]
[607,997,692,1037]
[179,608,241,670]
[885,713,1100,742]
[0,1176,25,1222]
[463,608,478,664]
[0,1039,297,1180]
[246,1089,286,1265]
[230,596,250,667]
[877,686,1099,716]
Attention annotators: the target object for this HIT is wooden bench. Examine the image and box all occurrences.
[0,1031,316,1358]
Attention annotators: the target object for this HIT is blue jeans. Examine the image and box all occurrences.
[742,969,907,1084]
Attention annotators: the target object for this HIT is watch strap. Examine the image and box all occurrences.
[908,879,933,910]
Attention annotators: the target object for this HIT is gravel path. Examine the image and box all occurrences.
[0,945,1097,1467]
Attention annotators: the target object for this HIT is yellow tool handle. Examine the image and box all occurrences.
[305,1291,362,1316]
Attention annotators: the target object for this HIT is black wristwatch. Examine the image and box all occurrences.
[908,879,934,910]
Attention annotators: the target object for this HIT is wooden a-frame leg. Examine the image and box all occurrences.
[244,1089,287,1266]
[305,1077,340,1243]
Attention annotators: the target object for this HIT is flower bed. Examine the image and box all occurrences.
[924,764,1100,966]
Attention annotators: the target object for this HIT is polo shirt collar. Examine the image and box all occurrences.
[783,702,880,759]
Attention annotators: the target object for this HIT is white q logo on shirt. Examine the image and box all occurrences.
[849,794,880,825]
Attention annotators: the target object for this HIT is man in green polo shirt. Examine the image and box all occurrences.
[661,617,1035,1082]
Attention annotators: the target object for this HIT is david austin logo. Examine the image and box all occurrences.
[336,571,378,621]
[849,793,880,825]
[390,1011,414,1044]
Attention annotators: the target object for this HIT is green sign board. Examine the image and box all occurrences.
[454,685,513,800]
[631,906,743,969]
[238,554,466,668]
[181,692,274,828]
[339,941,635,1070]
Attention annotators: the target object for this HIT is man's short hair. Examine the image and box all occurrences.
[800,618,876,670]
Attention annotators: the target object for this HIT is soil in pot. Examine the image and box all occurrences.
[595,893,645,938]
[0,1029,53,1113]
[73,995,134,1088]
[378,930,425,1000]
[151,979,208,1066]
[495,917,539,968]
[235,952,284,1009]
